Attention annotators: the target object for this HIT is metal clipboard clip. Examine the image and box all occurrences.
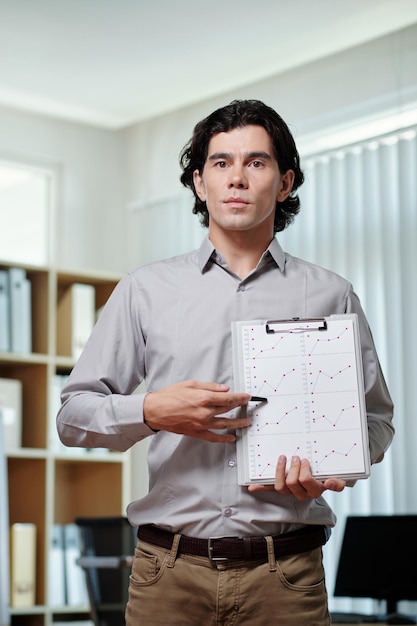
[265,317,327,334]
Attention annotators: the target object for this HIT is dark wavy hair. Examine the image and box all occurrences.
[179,99,304,232]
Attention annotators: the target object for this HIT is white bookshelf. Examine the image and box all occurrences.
[0,259,131,626]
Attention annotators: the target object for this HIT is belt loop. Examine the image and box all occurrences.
[243,536,252,560]
[167,532,181,568]
[264,535,277,572]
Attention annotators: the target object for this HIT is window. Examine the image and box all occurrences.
[0,161,54,266]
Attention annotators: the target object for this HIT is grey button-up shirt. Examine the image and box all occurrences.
[57,236,394,537]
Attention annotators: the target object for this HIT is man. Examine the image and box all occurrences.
[57,100,394,625]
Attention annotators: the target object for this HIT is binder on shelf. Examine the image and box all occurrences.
[232,314,370,485]
[8,267,32,354]
[63,523,89,607]
[0,270,10,352]
[47,524,66,607]
[9,523,36,608]
[0,378,22,452]
[57,283,95,360]
[0,404,10,626]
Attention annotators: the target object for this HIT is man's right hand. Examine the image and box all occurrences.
[143,380,252,442]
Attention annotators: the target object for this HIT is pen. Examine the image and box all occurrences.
[249,396,268,403]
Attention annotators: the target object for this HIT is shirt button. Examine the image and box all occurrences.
[237,285,246,292]
[228,459,236,467]
[224,508,233,517]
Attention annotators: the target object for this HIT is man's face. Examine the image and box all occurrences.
[193,125,294,237]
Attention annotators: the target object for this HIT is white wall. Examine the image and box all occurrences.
[0,105,127,272]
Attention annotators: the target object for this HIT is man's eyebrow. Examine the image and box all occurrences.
[207,151,273,161]
[208,152,232,161]
[245,151,273,160]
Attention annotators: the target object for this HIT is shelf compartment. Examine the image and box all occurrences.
[0,361,48,449]
[55,271,120,359]
[54,459,124,524]
[0,263,50,356]
[8,457,47,606]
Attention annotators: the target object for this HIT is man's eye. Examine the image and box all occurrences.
[251,160,263,168]
[215,161,227,168]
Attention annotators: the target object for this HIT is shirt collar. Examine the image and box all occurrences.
[197,235,286,273]
[267,237,286,272]
[198,236,215,272]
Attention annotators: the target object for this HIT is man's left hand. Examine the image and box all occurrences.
[247,455,346,500]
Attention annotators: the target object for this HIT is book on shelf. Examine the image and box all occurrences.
[0,270,10,352]
[57,283,95,360]
[232,314,370,485]
[0,377,22,452]
[48,523,92,608]
[9,523,36,608]
[63,523,89,607]
[8,267,32,354]
[47,524,66,607]
[0,410,10,626]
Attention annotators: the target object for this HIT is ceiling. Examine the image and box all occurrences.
[1,0,417,129]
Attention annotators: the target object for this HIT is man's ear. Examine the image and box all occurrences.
[277,170,295,202]
[193,170,206,201]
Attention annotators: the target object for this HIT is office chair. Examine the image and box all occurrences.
[75,516,137,626]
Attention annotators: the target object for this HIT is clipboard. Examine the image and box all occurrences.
[232,314,370,484]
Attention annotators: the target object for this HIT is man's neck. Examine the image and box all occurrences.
[209,230,273,280]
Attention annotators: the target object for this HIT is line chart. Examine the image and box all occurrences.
[250,432,366,480]
[233,316,370,482]
[303,325,352,356]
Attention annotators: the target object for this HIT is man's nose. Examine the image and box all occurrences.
[228,165,248,188]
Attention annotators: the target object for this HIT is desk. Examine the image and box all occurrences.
[331,617,416,625]
[332,622,416,626]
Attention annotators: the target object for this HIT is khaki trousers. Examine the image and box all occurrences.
[125,534,331,626]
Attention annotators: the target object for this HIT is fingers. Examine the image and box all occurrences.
[169,380,251,416]
[191,430,238,443]
[274,455,289,491]
[171,380,252,422]
[247,483,275,493]
[179,379,250,405]
[207,391,252,412]
[209,415,252,430]
[248,455,346,500]
[322,477,346,492]
[278,456,311,500]
[184,380,230,392]
[143,380,252,438]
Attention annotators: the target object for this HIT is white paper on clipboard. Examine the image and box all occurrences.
[232,314,370,485]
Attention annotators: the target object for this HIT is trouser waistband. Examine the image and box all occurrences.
[137,524,329,563]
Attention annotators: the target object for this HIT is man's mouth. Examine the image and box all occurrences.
[224,197,249,205]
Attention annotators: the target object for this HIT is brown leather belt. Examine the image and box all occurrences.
[137,524,329,563]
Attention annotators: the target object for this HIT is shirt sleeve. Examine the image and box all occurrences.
[57,273,156,452]
[346,289,394,464]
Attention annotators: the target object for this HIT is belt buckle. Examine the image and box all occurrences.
[208,536,236,563]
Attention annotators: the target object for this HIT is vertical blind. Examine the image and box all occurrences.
[279,127,417,613]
